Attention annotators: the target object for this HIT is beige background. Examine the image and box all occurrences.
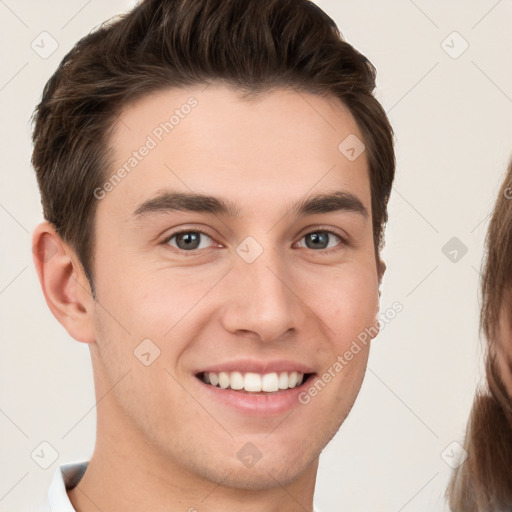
[1,0,511,510]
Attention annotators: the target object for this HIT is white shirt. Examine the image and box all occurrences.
[48,461,88,511]
[48,460,322,512]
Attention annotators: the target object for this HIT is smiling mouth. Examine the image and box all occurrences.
[196,371,314,393]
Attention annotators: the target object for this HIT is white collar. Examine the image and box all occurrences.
[48,461,89,511]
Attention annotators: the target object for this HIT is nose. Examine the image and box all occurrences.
[219,245,304,343]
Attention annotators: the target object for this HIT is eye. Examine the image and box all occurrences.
[162,227,347,254]
[163,230,217,252]
[296,229,345,252]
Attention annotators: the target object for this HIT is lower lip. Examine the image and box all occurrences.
[194,375,313,416]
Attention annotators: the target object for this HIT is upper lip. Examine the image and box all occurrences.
[194,359,315,375]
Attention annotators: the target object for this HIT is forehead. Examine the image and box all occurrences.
[102,84,370,218]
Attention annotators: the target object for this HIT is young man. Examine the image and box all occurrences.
[31,0,395,510]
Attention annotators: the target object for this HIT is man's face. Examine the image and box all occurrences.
[89,84,381,489]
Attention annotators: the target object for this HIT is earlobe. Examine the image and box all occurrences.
[32,221,96,344]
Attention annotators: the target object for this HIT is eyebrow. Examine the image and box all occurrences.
[132,190,368,219]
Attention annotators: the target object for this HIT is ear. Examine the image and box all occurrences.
[32,221,96,344]
[377,258,386,288]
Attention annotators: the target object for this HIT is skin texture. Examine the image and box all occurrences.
[33,84,385,512]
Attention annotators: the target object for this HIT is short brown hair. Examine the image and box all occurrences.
[31,0,395,293]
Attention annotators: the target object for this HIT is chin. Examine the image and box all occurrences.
[218,459,314,491]
[216,442,319,490]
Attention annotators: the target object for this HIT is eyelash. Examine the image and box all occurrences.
[161,227,348,255]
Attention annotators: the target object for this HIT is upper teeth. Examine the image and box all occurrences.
[203,371,304,392]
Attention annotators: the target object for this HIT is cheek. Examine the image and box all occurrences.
[95,261,206,339]
[312,266,379,343]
